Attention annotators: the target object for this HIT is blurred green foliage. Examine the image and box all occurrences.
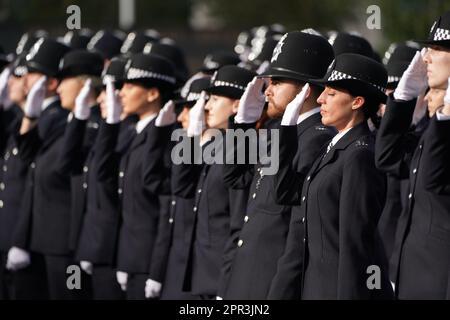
[3,0,450,49]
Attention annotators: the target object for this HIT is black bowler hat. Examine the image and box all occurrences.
[253,24,286,40]
[143,42,189,85]
[329,32,374,58]
[204,65,256,99]
[123,53,176,90]
[121,31,160,55]
[58,49,104,79]
[101,56,127,89]
[0,46,9,69]
[201,51,241,73]
[234,30,254,56]
[174,76,211,107]
[15,30,48,56]
[62,29,93,49]
[248,35,281,65]
[311,53,388,103]
[87,30,124,60]
[416,11,450,48]
[25,38,71,77]
[259,31,334,82]
[383,42,419,88]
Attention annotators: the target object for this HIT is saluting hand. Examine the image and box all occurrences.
[105,78,122,124]
[235,76,266,124]
[187,91,207,137]
[74,79,93,120]
[0,67,11,108]
[24,75,47,118]
[155,100,176,127]
[394,48,428,101]
[281,83,310,126]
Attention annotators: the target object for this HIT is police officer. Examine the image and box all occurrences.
[179,65,255,300]
[113,53,176,300]
[160,76,211,300]
[222,31,335,300]
[376,11,450,299]
[13,38,76,300]
[76,57,136,300]
[0,56,48,300]
[377,42,420,262]
[55,49,105,298]
[274,53,393,299]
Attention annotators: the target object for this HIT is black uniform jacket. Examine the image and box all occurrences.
[273,121,393,299]
[222,114,334,300]
[376,96,450,299]
[14,99,72,255]
[75,116,137,265]
[115,117,172,282]
[57,107,101,252]
[180,132,249,297]
[0,105,27,252]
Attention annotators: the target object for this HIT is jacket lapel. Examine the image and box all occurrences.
[315,121,371,173]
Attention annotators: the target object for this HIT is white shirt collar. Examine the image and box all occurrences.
[136,113,158,134]
[296,107,321,125]
[42,96,60,111]
[330,126,353,147]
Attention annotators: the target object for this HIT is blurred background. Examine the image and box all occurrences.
[0,0,449,71]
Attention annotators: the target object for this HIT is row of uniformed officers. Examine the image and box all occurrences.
[0,12,449,300]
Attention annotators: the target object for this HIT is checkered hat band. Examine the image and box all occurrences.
[14,66,27,77]
[433,27,450,41]
[127,67,176,84]
[328,70,386,93]
[186,92,201,101]
[213,80,246,91]
[388,76,400,83]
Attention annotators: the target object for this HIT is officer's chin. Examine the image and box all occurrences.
[266,103,284,119]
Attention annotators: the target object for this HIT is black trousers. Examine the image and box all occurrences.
[126,273,148,300]
[44,254,92,300]
[0,251,48,300]
[91,265,124,300]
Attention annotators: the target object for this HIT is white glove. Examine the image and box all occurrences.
[74,79,92,120]
[144,278,162,299]
[235,77,266,124]
[116,271,128,291]
[394,49,428,101]
[281,83,310,126]
[6,247,31,271]
[24,76,47,118]
[0,68,11,107]
[155,100,176,127]
[256,61,270,75]
[187,91,207,137]
[106,78,122,124]
[216,296,223,300]
[80,260,93,275]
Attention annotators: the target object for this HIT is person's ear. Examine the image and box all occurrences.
[47,77,59,92]
[351,96,365,111]
[146,87,160,104]
[232,99,239,113]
